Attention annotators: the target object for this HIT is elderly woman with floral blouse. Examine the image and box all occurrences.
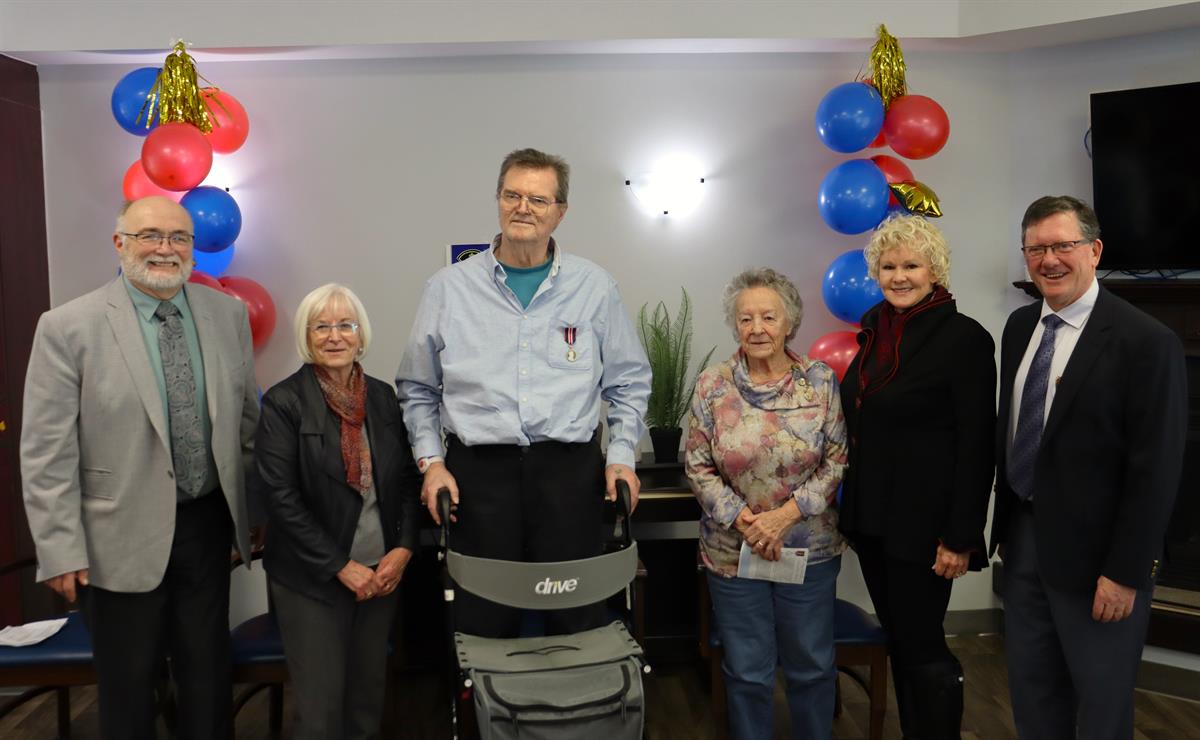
[686,267,847,740]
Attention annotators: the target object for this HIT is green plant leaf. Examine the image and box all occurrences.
[637,287,717,429]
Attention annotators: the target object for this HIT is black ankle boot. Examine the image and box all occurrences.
[904,658,964,740]
[891,664,919,739]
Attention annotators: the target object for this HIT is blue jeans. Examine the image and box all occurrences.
[707,556,840,740]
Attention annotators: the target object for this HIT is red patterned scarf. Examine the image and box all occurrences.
[313,363,372,495]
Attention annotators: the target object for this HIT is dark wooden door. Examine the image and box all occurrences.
[0,53,51,625]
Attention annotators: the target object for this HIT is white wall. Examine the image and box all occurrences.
[31,26,1200,626]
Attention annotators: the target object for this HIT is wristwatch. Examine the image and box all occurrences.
[417,456,444,474]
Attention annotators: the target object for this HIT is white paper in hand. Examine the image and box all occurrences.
[0,617,68,647]
[736,542,809,584]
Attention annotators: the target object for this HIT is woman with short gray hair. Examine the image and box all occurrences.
[687,267,847,739]
[256,283,420,740]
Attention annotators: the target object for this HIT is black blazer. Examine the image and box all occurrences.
[840,298,997,568]
[255,365,421,603]
[990,287,1187,592]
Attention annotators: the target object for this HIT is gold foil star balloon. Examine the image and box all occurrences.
[890,181,943,217]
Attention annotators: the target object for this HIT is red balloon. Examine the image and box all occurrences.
[141,122,213,191]
[187,270,224,291]
[202,88,250,154]
[122,160,184,202]
[807,330,860,382]
[882,95,950,160]
[870,154,914,207]
[219,275,276,350]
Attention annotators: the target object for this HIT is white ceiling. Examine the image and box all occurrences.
[2,0,1199,65]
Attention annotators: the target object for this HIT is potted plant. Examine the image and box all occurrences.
[637,288,716,463]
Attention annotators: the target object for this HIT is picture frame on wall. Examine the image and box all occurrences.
[447,243,490,266]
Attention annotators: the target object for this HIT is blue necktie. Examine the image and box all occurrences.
[1008,314,1065,501]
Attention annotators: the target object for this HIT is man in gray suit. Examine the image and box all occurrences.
[21,196,260,740]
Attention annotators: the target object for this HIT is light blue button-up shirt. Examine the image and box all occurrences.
[397,237,651,468]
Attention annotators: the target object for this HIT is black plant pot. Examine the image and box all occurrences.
[649,426,683,464]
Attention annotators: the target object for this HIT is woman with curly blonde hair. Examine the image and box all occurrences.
[840,215,996,739]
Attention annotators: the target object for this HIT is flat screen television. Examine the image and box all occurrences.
[1090,81,1200,271]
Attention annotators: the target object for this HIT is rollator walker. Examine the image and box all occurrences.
[436,481,649,740]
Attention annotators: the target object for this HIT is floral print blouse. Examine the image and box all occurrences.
[686,351,848,577]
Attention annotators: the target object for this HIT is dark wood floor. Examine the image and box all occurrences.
[3,635,1199,739]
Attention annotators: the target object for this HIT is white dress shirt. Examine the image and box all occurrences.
[1007,277,1100,453]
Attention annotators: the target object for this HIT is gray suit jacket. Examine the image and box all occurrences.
[21,278,260,592]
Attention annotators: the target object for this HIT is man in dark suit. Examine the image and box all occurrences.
[991,195,1187,739]
[21,196,260,739]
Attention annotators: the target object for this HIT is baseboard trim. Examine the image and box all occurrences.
[962,607,1200,702]
[945,608,1003,636]
[1137,660,1200,703]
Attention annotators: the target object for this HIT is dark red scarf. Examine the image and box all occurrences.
[860,285,953,391]
[313,363,372,495]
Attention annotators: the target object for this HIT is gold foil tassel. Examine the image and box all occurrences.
[890,181,943,217]
[869,24,907,109]
[137,41,214,133]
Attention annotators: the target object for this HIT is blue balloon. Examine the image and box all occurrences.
[822,249,883,324]
[818,159,890,235]
[193,243,235,276]
[814,82,884,154]
[111,67,161,136]
[181,187,242,253]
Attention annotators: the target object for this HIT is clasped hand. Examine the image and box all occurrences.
[337,547,412,601]
[735,502,802,562]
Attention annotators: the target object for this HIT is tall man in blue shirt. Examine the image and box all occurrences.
[397,148,651,637]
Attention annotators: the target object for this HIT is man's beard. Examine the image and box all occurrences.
[121,252,192,292]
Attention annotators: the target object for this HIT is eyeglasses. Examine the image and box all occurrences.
[1020,239,1091,259]
[308,321,359,339]
[498,190,560,214]
[119,231,195,248]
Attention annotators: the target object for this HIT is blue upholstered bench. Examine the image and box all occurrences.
[0,554,290,739]
[0,607,96,738]
[697,576,888,740]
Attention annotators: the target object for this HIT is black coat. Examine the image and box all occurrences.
[989,287,1187,592]
[840,298,997,568]
[255,365,421,603]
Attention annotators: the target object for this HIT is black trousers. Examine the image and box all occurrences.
[80,491,234,740]
[446,434,606,638]
[854,536,954,671]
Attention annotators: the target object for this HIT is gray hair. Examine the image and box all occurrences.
[1021,195,1101,243]
[722,268,804,342]
[293,283,373,363]
[496,148,570,204]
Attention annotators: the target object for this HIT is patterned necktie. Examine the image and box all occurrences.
[155,301,206,497]
[1007,314,1065,501]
